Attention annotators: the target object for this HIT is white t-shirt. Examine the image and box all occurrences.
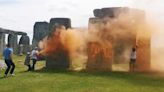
[31,50,38,60]
[130,51,136,59]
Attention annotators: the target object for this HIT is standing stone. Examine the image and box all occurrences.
[32,22,49,48]
[8,34,18,54]
[88,18,102,30]
[86,42,113,71]
[87,18,113,71]
[19,35,30,54]
[49,18,71,34]
[136,25,151,72]
[94,7,128,18]
[46,18,71,70]
[46,50,70,69]
[93,9,103,18]
[0,33,5,52]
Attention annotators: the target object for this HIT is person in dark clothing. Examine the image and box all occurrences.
[31,47,38,71]
[3,44,15,77]
[24,52,31,71]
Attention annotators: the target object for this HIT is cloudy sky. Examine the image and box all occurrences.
[0,0,164,46]
[0,0,132,36]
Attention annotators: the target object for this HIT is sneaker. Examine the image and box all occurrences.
[10,74,15,77]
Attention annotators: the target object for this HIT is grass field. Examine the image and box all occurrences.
[0,55,164,92]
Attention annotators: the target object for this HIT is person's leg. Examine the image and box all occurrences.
[10,60,15,74]
[4,60,11,76]
[129,60,132,72]
[27,65,31,71]
[32,59,36,71]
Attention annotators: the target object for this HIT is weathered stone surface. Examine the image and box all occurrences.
[0,33,5,52]
[19,35,30,45]
[0,27,28,55]
[88,18,103,30]
[93,7,137,18]
[93,9,103,18]
[8,34,18,54]
[45,18,71,69]
[0,28,27,35]
[46,50,70,69]
[86,42,113,71]
[88,7,151,72]
[136,29,151,72]
[49,18,71,33]
[19,35,30,55]
[32,22,49,48]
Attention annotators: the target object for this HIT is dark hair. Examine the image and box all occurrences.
[6,44,11,47]
[132,47,136,52]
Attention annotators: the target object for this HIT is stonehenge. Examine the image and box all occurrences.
[32,7,150,72]
[32,22,49,48]
[32,18,71,69]
[0,28,30,55]
[87,7,151,72]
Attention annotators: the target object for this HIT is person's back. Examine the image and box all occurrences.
[30,47,38,71]
[3,48,13,60]
[31,50,37,60]
[130,50,136,60]
[3,44,15,77]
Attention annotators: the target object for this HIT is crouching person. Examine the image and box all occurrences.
[24,52,31,71]
[31,47,38,71]
[3,44,15,77]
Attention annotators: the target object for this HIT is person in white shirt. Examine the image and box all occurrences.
[31,47,38,71]
[130,47,136,72]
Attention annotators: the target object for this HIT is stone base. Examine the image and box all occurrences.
[86,42,113,71]
[46,51,70,69]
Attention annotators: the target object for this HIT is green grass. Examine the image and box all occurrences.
[0,55,164,92]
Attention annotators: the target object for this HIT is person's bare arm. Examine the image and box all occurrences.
[10,51,13,61]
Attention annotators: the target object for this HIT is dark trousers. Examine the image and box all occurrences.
[4,59,15,75]
[27,65,31,71]
[32,59,37,70]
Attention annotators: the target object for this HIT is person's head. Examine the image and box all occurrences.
[27,52,30,55]
[132,47,136,52]
[6,44,11,48]
[34,47,38,50]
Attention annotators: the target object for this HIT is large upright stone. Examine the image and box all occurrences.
[94,7,128,18]
[32,22,49,48]
[0,33,5,52]
[136,26,151,72]
[46,50,70,69]
[49,18,71,34]
[8,34,18,54]
[93,9,103,18]
[19,35,30,54]
[46,18,71,70]
[86,42,113,71]
[88,18,102,30]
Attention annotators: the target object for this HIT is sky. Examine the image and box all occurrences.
[0,0,164,46]
[0,0,132,38]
